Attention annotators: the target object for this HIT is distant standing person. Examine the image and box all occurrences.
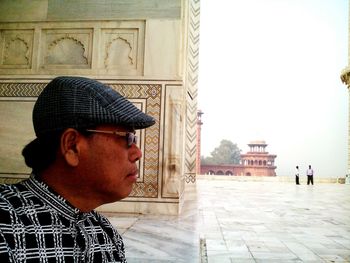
[295,165,300,185]
[306,165,314,185]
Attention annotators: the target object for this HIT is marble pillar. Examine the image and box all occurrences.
[0,0,200,215]
[341,1,350,176]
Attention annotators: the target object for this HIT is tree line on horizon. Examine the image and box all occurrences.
[201,139,241,165]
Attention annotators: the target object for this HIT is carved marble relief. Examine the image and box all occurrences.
[0,30,33,68]
[105,37,133,67]
[41,29,93,68]
[102,29,140,71]
[47,37,88,65]
[0,22,144,75]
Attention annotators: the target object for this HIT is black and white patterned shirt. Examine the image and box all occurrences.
[0,175,126,263]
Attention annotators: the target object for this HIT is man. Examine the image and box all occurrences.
[0,76,155,262]
[295,165,300,185]
[306,165,314,185]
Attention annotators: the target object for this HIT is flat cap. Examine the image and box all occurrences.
[33,76,155,136]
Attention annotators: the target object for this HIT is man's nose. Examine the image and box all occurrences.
[129,144,142,162]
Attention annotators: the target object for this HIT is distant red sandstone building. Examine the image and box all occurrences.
[196,111,277,176]
[200,141,277,176]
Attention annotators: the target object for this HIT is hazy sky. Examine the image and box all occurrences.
[197,0,349,177]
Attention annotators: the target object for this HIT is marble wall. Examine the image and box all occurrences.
[0,0,200,215]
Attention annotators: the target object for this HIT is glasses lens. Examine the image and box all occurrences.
[127,133,137,147]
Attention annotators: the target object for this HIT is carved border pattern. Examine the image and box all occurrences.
[0,83,46,97]
[185,0,200,183]
[109,84,161,198]
[0,82,161,198]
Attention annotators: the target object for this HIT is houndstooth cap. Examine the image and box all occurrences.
[33,76,155,137]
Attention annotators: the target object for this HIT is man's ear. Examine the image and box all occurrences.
[60,129,82,167]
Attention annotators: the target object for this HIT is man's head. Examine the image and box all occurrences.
[22,76,155,208]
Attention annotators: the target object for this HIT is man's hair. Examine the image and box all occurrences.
[22,131,63,175]
[22,129,93,174]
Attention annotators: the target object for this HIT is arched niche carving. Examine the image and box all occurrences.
[3,37,30,65]
[46,36,88,65]
[104,37,133,69]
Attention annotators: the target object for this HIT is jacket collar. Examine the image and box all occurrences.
[23,174,88,220]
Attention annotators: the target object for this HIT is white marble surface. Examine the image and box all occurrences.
[105,178,350,262]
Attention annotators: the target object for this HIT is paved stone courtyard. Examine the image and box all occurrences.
[105,176,350,262]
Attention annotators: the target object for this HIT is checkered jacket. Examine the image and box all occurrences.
[0,175,126,263]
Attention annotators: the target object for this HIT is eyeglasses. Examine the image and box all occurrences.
[86,129,137,147]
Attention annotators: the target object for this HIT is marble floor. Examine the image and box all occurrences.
[104,177,350,263]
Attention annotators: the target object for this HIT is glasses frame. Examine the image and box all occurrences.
[85,129,137,147]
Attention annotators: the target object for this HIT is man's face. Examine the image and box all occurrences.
[80,124,142,204]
